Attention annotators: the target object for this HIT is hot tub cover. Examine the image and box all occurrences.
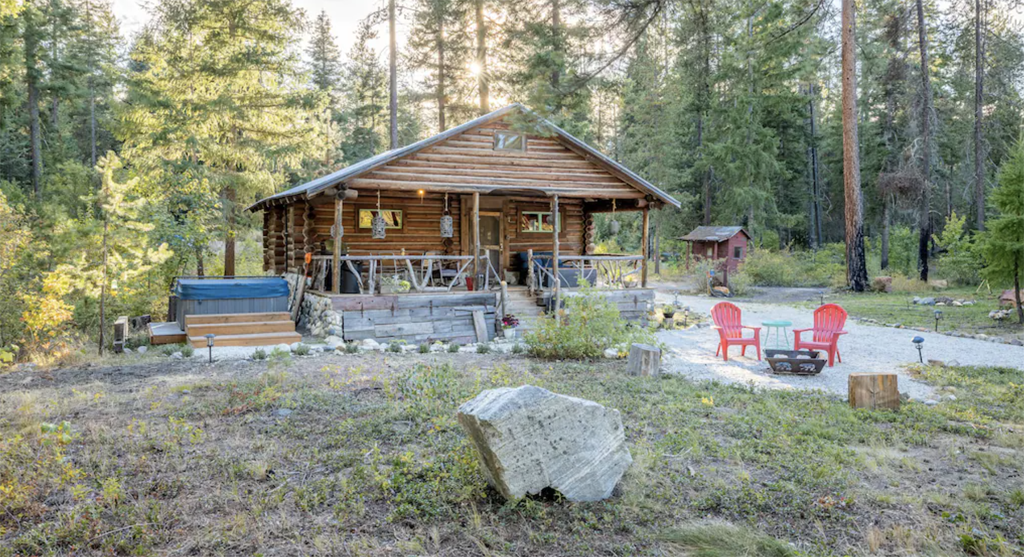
[174,278,289,300]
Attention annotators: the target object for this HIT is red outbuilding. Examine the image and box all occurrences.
[679,226,751,274]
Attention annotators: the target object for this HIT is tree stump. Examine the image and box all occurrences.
[627,344,661,377]
[848,373,900,410]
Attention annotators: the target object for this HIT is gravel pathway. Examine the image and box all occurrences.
[655,293,1024,401]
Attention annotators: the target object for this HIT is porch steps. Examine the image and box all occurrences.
[503,290,546,332]
[185,312,300,347]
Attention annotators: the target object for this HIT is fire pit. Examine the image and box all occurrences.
[765,349,826,375]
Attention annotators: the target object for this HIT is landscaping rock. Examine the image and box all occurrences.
[360,339,381,351]
[138,346,148,354]
[324,335,345,349]
[276,343,292,353]
[458,385,632,502]
[603,348,620,359]
[916,297,936,306]
[170,352,183,360]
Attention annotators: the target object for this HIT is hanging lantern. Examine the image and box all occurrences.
[440,193,454,238]
[371,189,386,239]
[609,199,620,234]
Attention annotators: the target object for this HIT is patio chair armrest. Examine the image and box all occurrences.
[834,330,848,336]
[792,327,811,333]
[742,326,761,331]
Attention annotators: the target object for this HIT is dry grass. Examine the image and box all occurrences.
[1,352,1022,556]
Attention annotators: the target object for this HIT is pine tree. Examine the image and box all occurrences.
[407,0,471,132]
[982,137,1024,324]
[339,19,388,164]
[120,0,322,276]
[307,11,341,96]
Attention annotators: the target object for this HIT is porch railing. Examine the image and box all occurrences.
[527,253,644,294]
[310,254,479,295]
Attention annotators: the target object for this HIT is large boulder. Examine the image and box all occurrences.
[457,385,632,502]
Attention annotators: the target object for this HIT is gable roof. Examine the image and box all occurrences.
[679,226,750,242]
[248,103,680,212]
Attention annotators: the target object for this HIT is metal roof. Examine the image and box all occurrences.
[248,103,680,211]
[679,226,750,242]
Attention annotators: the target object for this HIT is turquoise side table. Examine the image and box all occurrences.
[761,320,793,349]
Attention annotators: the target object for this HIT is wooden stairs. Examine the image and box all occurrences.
[186,312,300,347]
[504,289,546,332]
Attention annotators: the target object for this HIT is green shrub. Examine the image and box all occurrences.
[476,343,491,354]
[525,282,656,359]
[252,348,267,360]
[387,341,404,353]
[344,342,360,354]
[418,343,430,354]
[934,212,981,285]
[161,344,180,356]
[510,343,525,354]
[293,343,310,356]
[180,345,195,358]
[448,343,460,353]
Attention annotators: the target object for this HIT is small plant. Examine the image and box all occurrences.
[501,314,519,329]
[252,348,268,360]
[448,343,461,353]
[180,345,195,358]
[293,343,311,356]
[344,342,360,354]
[381,275,411,293]
[161,344,180,356]
[511,343,525,354]
[476,343,491,354]
[388,341,404,353]
[418,343,430,353]
[662,305,676,318]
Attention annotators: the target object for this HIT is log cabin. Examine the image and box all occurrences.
[248,104,680,345]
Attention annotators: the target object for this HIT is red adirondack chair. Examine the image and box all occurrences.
[710,302,761,361]
[794,304,848,367]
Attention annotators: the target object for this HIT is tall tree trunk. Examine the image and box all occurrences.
[1015,260,1023,324]
[98,217,108,355]
[195,246,205,277]
[974,0,985,231]
[89,89,97,167]
[25,9,42,199]
[881,195,891,270]
[915,0,932,282]
[224,188,236,277]
[842,0,869,291]
[475,0,489,113]
[388,0,398,149]
[437,22,446,131]
[807,83,823,249]
[551,0,561,90]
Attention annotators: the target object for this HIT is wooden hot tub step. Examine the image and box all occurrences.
[184,312,292,326]
[186,320,296,337]
[188,331,300,347]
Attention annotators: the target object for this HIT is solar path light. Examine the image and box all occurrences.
[205,334,215,363]
[912,336,924,363]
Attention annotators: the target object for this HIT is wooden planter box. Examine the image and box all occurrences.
[765,349,826,375]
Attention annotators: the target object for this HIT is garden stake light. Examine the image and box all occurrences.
[205,334,215,363]
[912,336,924,363]
[934,310,942,332]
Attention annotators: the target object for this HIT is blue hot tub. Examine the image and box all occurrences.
[172,278,290,328]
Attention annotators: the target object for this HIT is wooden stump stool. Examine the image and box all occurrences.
[627,344,661,377]
[848,373,900,410]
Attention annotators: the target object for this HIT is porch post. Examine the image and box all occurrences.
[472,192,480,287]
[641,206,650,288]
[332,195,342,293]
[551,194,560,313]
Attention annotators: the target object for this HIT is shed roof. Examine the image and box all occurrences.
[248,103,680,212]
[678,226,750,242]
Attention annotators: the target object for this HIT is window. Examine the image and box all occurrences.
[520,211,561,233]
[358,208,403,229]
[706,246,714,257]
[493,131,526,151]
[733,246,743,259]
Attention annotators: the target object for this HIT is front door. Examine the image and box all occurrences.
[479,213,502,281]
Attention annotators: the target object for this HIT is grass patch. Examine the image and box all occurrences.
[1,356,1022,555]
